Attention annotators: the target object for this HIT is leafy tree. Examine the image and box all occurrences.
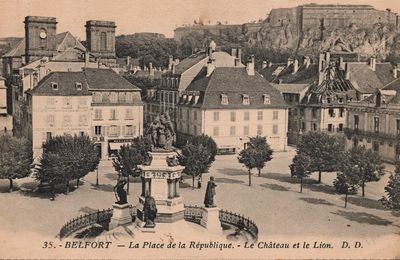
[0,135,33,192]
[297,132,344,183]
[340,145,385,197]
[188,134,218,166]
[36,135,100,194]
[112,137,152,193]
[238,147,258,186]
[381,160,400,210]
[290,153,312,193]
[248,136,273,177]
[179,143,211,189]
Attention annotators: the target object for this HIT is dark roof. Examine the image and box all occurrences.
[375,63,396,86]
[260,63,318,84]
[29,69,141,96]
[184,67,287,109]
[383,78,400,91]
[175,52,207,74]
[347,63,387,93]
[273,84,309,94]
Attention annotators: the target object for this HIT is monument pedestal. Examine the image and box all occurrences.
[200,207,222,233]
[109,203,132,230]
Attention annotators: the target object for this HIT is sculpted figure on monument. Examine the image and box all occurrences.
[204,176,217,208]
[114,176,128,204]
[146,113,175,150]
[144,194,157,227]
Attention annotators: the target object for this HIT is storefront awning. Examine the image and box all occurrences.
[109,142,123,150]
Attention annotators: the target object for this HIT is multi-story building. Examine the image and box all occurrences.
[345,80,400,163]
[27,68,143,161]
[178,56,288,153]
[0,77,12,134]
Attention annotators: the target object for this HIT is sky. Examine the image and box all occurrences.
[0,0,399,39]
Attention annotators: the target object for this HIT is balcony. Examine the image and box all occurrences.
[344,128,399,141]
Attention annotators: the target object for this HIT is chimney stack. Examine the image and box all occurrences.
[268,61,272,68]
[345,62,350,80]
[262,60,267,69]
[287,58,294,67]
[168,55,173,71]
[237,47,242,64]
[292,59,299,74]
[172,63,176,74]
[318,53,325,72]
[234,58,240,67]
[84,51,89,68]
[325,52,331,65]
[393,65,398,78]
[370,56,377,71]
[206,58,215,77]
[231,47,237,58]
[339,57,344,70]
[149,62,154,76]
[246,55,255,76]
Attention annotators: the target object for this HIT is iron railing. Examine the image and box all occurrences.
[59,208,113,239]
[219,209,259,240]
[183,205,203,224]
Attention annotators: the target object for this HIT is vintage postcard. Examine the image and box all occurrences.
[0,0,400,259]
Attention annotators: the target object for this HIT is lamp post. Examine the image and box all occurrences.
[95,167,99,186]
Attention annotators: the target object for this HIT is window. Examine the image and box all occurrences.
[230,112,236,122]
[95,109,102,120]
[354,115,359,130]
[51,82,58,90]
[339,108,344,117]
[46,97,55,108]
[110,92,118,103]
[373,141,379,152]
[273,111,279,120]
[257,111,263,120]
[244,126,249,135]
[244,111,250,121]
[338,97,343,104]
[263,94,271,104]
[397,119,400,135]
[46,115,55,127]
[95,126,102,136]
[194,111,197,121]
[301,122,305,132]
[194,125,197,135]
[78,97,87,108]
[63,115,72,126]
[79,131,85,137]
[126,92,133,103]
[272,124,278,135]
[374,117,379,133]
[327,97,331,104]
[338,123,344,132]
[79,114,87,126]
[125,125,133,136]
[125,108,133,120]
[109,125,118,137]
[312,108,317,119]
[213,112,219,121]
[110,109,117,120]
[93,92,102,103]
[328,108,335,117]
[75,82,82,91]
[213,127,219,136]
[118,92,126,103]
[257,125,263,135]
[300,108,305,117]
[100,32,107,51]
[313,123,317,131]
[230,126,236,136]
[328,124,333,132]
[242,94,250,105]
[221,94,229,105]
[187,110,190,120]
[46,132,52,140]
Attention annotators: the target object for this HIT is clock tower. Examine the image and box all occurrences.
[24,16,57,63]
[85,20,116,64]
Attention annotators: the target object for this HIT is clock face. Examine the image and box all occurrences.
[39,29,47,39]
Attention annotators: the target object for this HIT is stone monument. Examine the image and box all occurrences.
[135,113,185,231]
[201,176,222,233]
[109,176,133,230]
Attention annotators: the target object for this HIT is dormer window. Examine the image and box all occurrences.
[51,82,58,90]
[75,82,82,91]
[263,94,270,104]
[242,94,250,105]
[221,94,229,105]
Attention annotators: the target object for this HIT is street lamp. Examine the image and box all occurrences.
[95,167,99,186]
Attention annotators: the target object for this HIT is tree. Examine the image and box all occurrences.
[297,132,344,183]
[248,136,273,177]
[381,160,400,210]
[188,134,218,166]
[0,135,33,192]
[290,153,312,193]
[340,145,385,197]
[112,137,152,193]
[179,143,211,189]
[36,135,100,194]
[238,147,258,186]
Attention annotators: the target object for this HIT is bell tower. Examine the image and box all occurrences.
[24,16,57,63]
[85,20,116,64]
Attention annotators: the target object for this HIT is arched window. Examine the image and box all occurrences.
[100,32,107,51]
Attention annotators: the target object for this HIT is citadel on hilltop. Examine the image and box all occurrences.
[174,4,399,42]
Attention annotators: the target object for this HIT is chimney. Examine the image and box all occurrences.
[234,58,240,67]
[168,55,173,71]
[174,58,180,65]
[339,57,344,70]
[370,57,376,71]
[172,63,176,74]
[278,79,283,84]
[246,55,255,76]
[325,51,331,65]
[149,62,154,76]
[268,61,272,68]
[206,59,215,77]
[292,59,299,74]
[262,61,267,69]
[393,65,398,78]
[84,51,89,68]
[237,47,242,64]
[287,58,294,67]
[318,53,325,72]
[231,47,237,58]
[345,62,350,80]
